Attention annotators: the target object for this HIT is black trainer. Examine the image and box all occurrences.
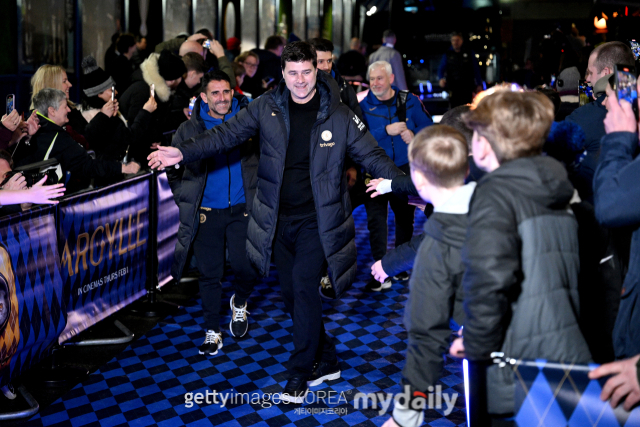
[393,271,410,282]
[364,277,392,292]
[198,330,223,355]
[281,375,309,404]
[229,294,249,337]
[308,359,341,386]
[319,275,336,300]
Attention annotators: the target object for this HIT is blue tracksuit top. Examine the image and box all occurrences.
[200,98,246,208]
[359,86,433,167]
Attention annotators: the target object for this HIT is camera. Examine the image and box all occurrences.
[0,159,60,188]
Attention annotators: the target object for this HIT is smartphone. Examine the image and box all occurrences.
[614,64,639,120]
[6,94,14,116]
[263,77,274,86]
[550,74,556,88]
[630,40,640,61]
[202,40,212,49]
[578,79,592,106]
[150,83,155,98]
[188,96,197,116]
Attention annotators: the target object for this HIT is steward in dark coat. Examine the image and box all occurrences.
[166,96,258,281]
[174,71,402,297]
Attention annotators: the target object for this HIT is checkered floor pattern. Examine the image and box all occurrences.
[26,205,467,426]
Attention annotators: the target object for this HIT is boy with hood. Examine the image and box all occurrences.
[461,91,591,421]
[380,125,475,427]
[167,71,259,354]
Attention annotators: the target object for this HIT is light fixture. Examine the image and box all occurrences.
[366,6,377,16]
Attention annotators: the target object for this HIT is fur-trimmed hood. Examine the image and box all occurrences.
[140,53,172,102]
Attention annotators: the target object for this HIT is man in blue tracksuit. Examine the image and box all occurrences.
[167,70,259,356]
[359,60,432,290]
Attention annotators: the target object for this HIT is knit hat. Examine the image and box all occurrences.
[158,49,187,81]
[556,66,580,94]
[81,56,115,97]
[226,37,240,51]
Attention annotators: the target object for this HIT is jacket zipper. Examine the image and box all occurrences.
[227,153,231,207]
[387,104,395,162]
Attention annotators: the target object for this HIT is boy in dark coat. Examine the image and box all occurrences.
[380,125,475,427]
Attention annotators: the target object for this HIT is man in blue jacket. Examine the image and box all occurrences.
[149,42,403,403]
[167,71,259,356]
[590,84,640,411]
[359,60,432,290]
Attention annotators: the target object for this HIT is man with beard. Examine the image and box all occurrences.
[149,41,403,403]
[167,70,259,355]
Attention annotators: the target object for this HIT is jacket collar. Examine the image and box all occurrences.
[140,53,172,102]
[365,85,400,105]
[433,182,477,214]
[36,112,65,132]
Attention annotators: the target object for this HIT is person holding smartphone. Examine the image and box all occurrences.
[590,73,640,412]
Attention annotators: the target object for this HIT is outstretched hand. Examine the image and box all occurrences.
[366,178,389,198]
[589,354,640,411]
[28,177,66,204]
[147,145,183,170]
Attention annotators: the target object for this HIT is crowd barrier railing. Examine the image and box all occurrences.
[0,170,180,418]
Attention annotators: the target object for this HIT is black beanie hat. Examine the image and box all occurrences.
[81,56,115,97]
[158,50,187,81]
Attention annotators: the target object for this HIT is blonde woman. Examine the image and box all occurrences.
[30,64,114,149]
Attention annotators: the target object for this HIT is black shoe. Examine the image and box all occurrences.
[229,294,249,337]
[281,375,309,403]
[308,359,341,386]
[319,275,336,300]
[364,277,392,292]
[393,271,410,282]
[198,330,223,355]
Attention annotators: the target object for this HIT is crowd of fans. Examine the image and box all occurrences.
[2,25,640,422]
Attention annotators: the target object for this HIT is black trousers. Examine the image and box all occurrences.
[192,203,258,331]
[272,212,336,377]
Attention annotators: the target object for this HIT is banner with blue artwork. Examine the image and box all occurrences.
[57,175,150,343]
[0,206,65,387]
[157,172,179,288]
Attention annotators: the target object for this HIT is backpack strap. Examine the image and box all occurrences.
[396,90,409,122]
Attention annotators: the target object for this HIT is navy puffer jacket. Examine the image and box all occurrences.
[176,72,403,296]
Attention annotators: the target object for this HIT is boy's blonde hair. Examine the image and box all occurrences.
[409,125,469,189]
[463,91,554,163]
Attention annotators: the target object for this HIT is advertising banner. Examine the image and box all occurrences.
[157,172,179,288]
[0,207,65,387]
[58,175,149,343]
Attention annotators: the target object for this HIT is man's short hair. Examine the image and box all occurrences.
[182,52,206,73]
[116,33,136,54]
[281,41,317,70]
[0,150,13,169]
[265,35,285,51]
[200,70,231,93]
[592,41,635,73]
[308,38,334,53]
[451,31,463,39]
[463,91,554,163]
[440,105,473,149]
[382,30,396,43]
[235,51,259,64]
[196,28,214,40]
[409,125,468,188]
[33,88,67,118]
[367,61,392,79]
[232,62,246,78]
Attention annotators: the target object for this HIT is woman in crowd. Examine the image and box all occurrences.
[79,56,156,166]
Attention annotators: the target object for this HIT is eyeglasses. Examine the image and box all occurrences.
[242,61,258,69]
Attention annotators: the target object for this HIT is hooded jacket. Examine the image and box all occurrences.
[360,87,432,167]
[167,96,258,282]
[119,53,176,162]
[462,156,591,414]
[175,71,403,296]
[393,183,475,427]
[594,131,640,360]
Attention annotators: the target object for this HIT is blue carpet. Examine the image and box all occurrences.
[26,205,466,426]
